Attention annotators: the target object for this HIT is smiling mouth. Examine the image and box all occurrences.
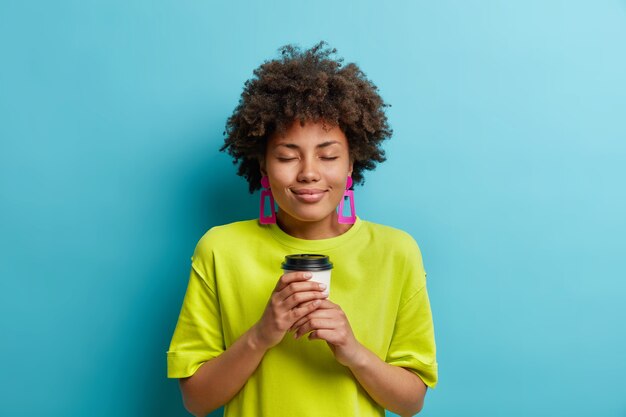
[290,188,328,203]
[291,188,326,195]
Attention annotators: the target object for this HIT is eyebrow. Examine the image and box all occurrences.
[276,141,341,150]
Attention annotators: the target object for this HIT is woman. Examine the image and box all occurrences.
[167,41,438,417]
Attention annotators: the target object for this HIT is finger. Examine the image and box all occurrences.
[308,330,320,340]
[295,318,337,339]
[289,300,340,332]
[282,290,327,311]
[309,299,338,309]
[290,309,335,332]
[277,280,327,302]
[290,316,310,333]
[308,329,336,343]
[274,271,313,292]
[290,299,321,324]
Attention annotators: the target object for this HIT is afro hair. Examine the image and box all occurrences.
[221,41,393,192]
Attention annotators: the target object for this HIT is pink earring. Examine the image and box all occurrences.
[259,176,276,224]
[337,176,356,224]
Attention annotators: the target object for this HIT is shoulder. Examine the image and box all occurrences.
[358,220,427,294]
[189,219,266,280]
[360,220,423,259]
[199,219,261,241]
[192,219,264,259]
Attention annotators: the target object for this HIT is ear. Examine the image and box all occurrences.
[348,160,354,177]
[259,157,267,177]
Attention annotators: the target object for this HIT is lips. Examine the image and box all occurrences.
[290,188,327,203]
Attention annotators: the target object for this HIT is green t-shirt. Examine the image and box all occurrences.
[167,218,438,417]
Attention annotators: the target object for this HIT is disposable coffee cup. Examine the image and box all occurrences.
[282,254,333,296]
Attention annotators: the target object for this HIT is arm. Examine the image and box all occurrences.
[292,300,428,416]
[178,324,267,417]
[347,345,427,416]
[179,271,328,416]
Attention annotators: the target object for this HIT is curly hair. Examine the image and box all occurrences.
[220,41,393,193]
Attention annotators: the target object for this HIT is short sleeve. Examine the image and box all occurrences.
[166,257,225,378]
[386,261,438,388]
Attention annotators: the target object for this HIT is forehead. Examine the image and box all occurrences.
[268,120,348,148]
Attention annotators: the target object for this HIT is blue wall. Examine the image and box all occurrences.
[1,1,625,416]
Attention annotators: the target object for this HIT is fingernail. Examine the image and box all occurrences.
[318,283,327,290]
[304,272,312,278]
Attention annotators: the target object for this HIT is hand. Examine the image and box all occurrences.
[290,299,364,367]
[253,271,328,351]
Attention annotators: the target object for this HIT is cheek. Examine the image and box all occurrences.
[332,168,351,189]
[267,167,295,189]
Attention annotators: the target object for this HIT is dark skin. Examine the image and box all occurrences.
[180,272,427,417]
[220,41,392,194]
[179,122,427,417]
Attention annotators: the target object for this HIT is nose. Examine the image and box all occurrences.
[296,155,321,183]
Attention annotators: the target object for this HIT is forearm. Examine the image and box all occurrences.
[179,324,268,416]
[348,345,427,417]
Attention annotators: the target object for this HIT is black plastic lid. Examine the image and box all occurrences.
[281,254,333,271]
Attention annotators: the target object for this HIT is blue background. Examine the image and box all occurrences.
[1,1,625,416]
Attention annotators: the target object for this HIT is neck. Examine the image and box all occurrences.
[276,212,353,240]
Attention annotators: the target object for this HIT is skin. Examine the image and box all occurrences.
[261,119,354,239]
[179,120,428,417]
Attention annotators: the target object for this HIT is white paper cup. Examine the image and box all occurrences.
[282,254,333,296]
[283,268,331,296]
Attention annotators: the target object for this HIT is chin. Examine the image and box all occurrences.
[280,207,336,223]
